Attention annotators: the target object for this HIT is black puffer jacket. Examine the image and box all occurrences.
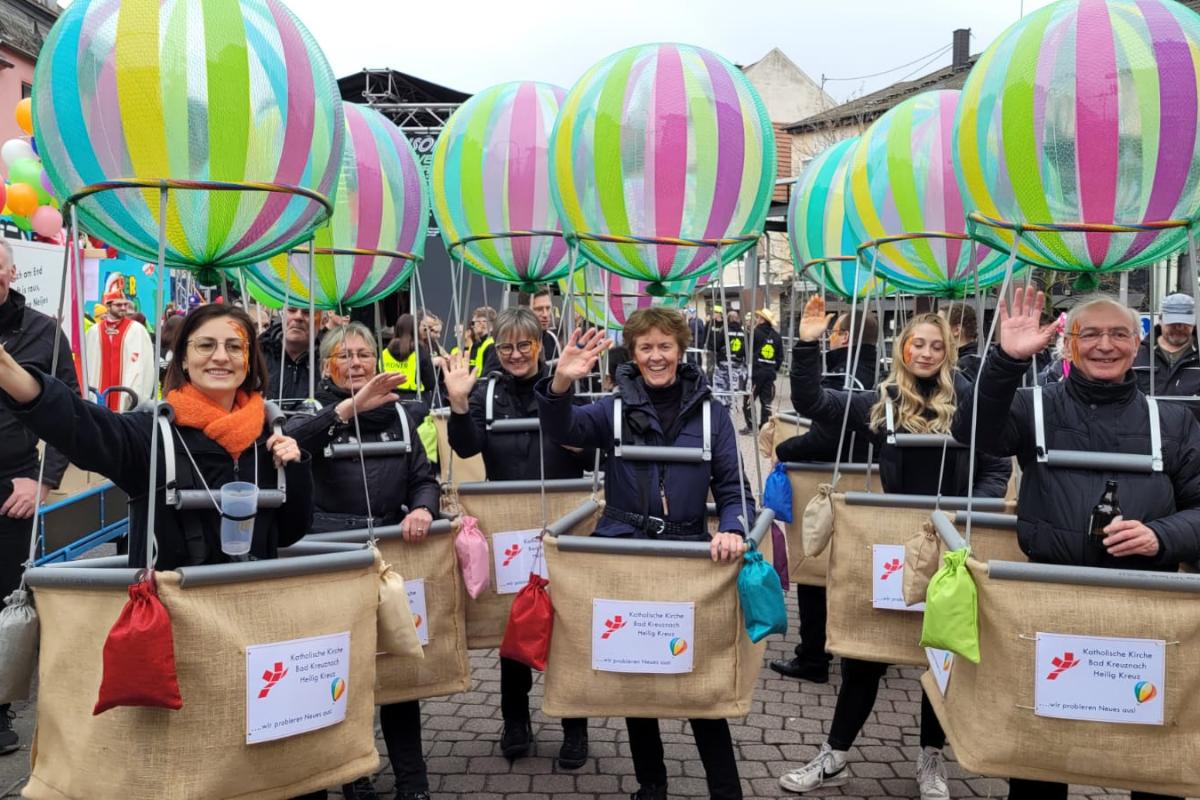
[448,366,593,481]
[956,341,982,382]
[285,380,441,532]
[6,371,313,569]
[1133,330,1200,420]
[790,340,1010,497]
[261,320,315,401]
[953,348,1200,569]
[776,344,878,464]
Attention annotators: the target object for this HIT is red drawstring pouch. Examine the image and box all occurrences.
[499,573,554,671]
[93,573,183,715]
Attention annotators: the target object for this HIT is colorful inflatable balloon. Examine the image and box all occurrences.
[242,104,427,311]
[846,90,1016,297]
[788,137,889,300]
[563,261,700,330]
[956,0,1200,272]
[551,43,776,293]
[32,0,345,270]
[432,81,577,291]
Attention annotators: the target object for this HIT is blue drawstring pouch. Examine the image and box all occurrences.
[762,462,793,523]
[737,539,788,643]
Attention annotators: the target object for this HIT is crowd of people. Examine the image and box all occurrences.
[2,235,1199,799]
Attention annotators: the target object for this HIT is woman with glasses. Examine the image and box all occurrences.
[284,321,440,800]
[443,306,592,770]
[0,303,311,570]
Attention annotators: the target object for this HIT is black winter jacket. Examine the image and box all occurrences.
[953,348,1200,569]
[1133,331,1200,420]
[262,319,314,401]
[705,321,747,365]
[285,380,441,532]
[0,289,77,502]
[448,366,593,481]
[7,371,313,569]
[776,344,878,464]
[956,342,982,382]
[750,322,783,383]
[790,341,1010,497]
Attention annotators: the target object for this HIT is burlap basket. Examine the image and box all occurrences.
[432,410,486,487]
[825,493,1014,667]
[765,413,810,462]
[24,551,380,800]
[923,558,1200,797]
[783,464,881,587]
[542,503,772,720]
[456,480,599,649]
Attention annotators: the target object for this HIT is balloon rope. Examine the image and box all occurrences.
[716,243,750,535]
[831,250,876,489]
[69,207,87,400]
[144,185,170,572]
[278,253,291,405]
[747,239,766,496]
[307,238,316,402]
[414,266,443,408]
[1187,225,1200,382]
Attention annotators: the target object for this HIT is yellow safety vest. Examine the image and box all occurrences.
[379,349,423,392]
[451,337,494,377]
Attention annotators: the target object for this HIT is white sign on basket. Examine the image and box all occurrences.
[245,631,351,744]
[926,647,954,696]
[1034,632,1165,726]
[492,528,549,594]
[407,578,430,647]
[591,598,695,674]
[871,544,924,612]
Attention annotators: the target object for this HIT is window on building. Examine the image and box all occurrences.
[21,83,31,99]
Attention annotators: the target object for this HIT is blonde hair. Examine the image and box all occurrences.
[869,313,958,435]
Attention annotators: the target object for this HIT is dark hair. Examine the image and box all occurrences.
[160,314,185,358]
[531,288,553,301]
[388,313,416,361]
[624,307,691,352]
[607,345,630,382]
[945,302,978,341]
[163,305,267,394]
[835,311,879,346]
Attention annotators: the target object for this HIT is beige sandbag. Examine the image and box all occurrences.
[25,562,380,800]
[903,523,943,607]
[757,417,777,461]
[785,466,881,587]
[457,487,596,650]
[801,484,835,557]
[924,558,1200,797]
[375,527,470,704]
[377,560,423,660]
[541,509,767,720]
[770,414,810,460]
[433,411,486,488]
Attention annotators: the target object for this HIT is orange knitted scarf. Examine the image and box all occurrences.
[165,383,265,459]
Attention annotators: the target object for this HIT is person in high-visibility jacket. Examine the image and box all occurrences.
[379,313,435,420]
[450,306,501,377]
[743,307,783,433]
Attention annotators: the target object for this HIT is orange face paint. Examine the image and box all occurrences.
[1069,320,1081,364]
[902,338,914,365]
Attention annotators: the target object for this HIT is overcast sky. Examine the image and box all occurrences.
[286,0,1058,103]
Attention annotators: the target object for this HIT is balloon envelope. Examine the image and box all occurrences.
[551,43,776,290]
[563,261,702,330]
[846,90,1017,297]
[432,81,578,289]
[242,104,428,311]
[33,0,345,270]
[955,0,1200,272]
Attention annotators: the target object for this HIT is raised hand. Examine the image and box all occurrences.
[798,296,835,343]
[551,328,611,394]
[337,372,405,422]
[998,287,1057,361]
[442,350,478,414]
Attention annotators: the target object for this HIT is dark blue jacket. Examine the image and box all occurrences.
[535,362,755,538]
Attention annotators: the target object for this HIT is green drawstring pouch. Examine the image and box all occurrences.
[919,548,980,664]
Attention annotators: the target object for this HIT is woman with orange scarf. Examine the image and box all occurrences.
[0,304,311,569]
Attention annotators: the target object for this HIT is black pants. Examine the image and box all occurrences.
[794,585,832,665]
[626,717,741,799]
[828,658,944,751]
[744,376,776,429]
[1006,780,1179,800]
[381,701,428,793]
[0,512,32,603]
[500,656,586,734]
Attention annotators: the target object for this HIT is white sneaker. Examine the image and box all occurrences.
[917,746,951,800]
[778,743,849,793]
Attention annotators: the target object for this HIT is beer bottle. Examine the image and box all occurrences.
[1089,480,1120,549]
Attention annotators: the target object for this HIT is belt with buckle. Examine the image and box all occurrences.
[602,506,703,538]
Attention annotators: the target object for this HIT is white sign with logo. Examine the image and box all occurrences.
[926,647,954,696]
[245,631,351,744]
[591,598,695,674]
[1034,632,1165,725]
[492,528,549,594]
[871,544,924,612]
[407,578,429,647]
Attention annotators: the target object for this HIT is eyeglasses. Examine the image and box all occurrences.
[496,340,535,356]
[188,337,246,360]
[334,349,375,363]
[1071,328,1136,344]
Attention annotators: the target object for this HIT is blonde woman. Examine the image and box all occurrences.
[778,296,1010,800]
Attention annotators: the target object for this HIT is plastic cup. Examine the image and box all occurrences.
[219,481,258,556]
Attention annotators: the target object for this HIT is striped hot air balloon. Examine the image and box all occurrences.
[550,43,776,294]
[431,81,578,291]
[243,104,427,311]
[563,261,702,330]
[32,0,345,270]
[845,90,1018,297]
[787,137,890,300]
[955,0,1200,272]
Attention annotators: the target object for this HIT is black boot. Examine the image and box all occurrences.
[500,717,533,760]
[557,723,588,769]
[769,656,829,683]
[0,705,17,756]
[631,784,668,800]
[394,793,430,800]
[342,776,379,800]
